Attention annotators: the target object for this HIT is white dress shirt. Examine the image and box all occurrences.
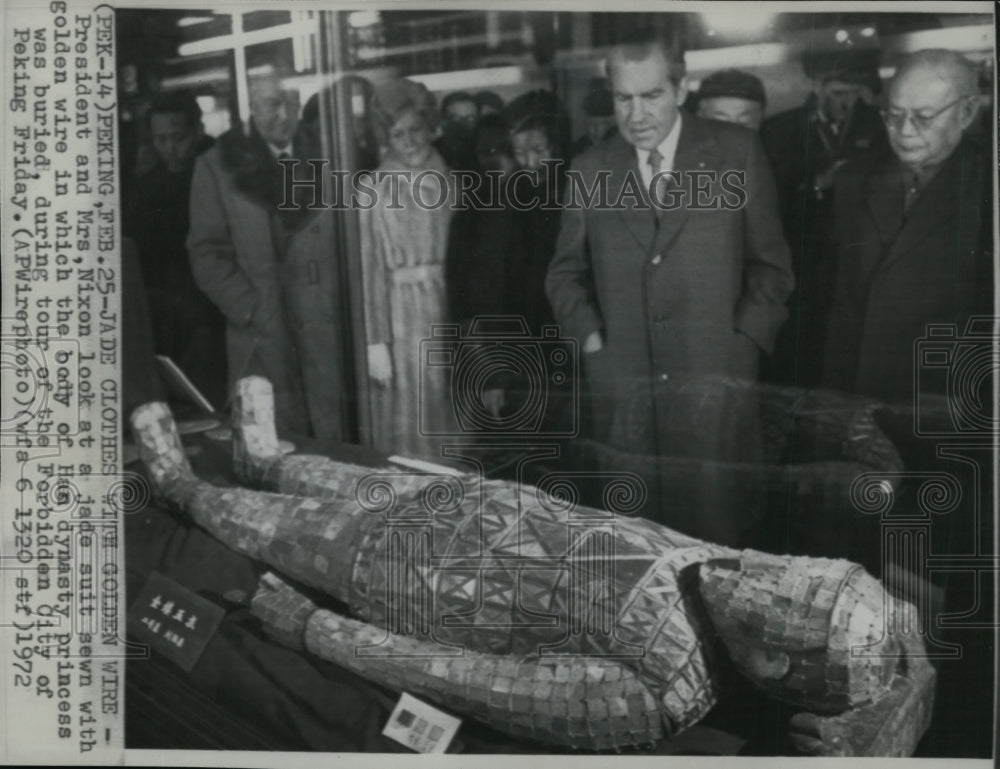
[636,113,683,189]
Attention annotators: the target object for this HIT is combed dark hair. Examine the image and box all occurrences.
[441,91,477,114]
[504,89,570,156]
[606,29,686,86]
[474,91,505,113]
[146,91,203,130]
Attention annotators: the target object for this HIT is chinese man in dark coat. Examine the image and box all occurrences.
[823,49,993,406]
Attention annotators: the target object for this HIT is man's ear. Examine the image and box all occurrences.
[674,76,689,107]
[958,95,980,131]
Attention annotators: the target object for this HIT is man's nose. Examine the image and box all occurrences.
[897,114,919,137]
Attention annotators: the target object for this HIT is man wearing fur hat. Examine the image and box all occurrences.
[187,71,347,440]
[693,69,767,131]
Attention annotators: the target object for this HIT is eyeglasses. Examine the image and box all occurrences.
[880,95,973,132]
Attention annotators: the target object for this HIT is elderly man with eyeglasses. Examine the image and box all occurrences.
[822,48,992,406]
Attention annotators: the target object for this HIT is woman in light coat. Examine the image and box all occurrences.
[361,79,455,456]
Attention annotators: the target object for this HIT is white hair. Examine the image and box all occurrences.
[893,49,978,97]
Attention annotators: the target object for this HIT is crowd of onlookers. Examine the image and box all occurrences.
[121,36,992,541]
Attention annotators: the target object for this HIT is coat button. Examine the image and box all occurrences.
[651,254,662,266]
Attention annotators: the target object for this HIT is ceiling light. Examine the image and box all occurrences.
[177,16,213,28]
[700,10,774,38]
[348,11,380,29]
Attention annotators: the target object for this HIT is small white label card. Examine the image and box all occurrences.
[382,692,461,753]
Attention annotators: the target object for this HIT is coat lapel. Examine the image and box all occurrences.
[862,152,905,258]
[652,116,720,255]
[607,134,657,253]
[880,142,971,271]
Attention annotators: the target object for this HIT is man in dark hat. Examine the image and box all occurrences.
[760,51,888,387]
[693,68,767,131]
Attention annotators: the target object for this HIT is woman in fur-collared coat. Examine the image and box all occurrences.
[361,79,455,457]
[187,80,347,441]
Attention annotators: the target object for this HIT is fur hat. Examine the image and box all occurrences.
[697,69,767,107]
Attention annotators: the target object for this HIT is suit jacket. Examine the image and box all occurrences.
[823,136,993,404]
[545,115,794,544]
[546,115,793,439]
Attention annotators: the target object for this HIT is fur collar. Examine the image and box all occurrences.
[217,122,322,234]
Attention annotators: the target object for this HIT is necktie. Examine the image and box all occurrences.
[648,149,665,218]
[648,148,663,176]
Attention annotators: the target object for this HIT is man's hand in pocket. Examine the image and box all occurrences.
[583,331,604,354]
[368,343,392,386]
